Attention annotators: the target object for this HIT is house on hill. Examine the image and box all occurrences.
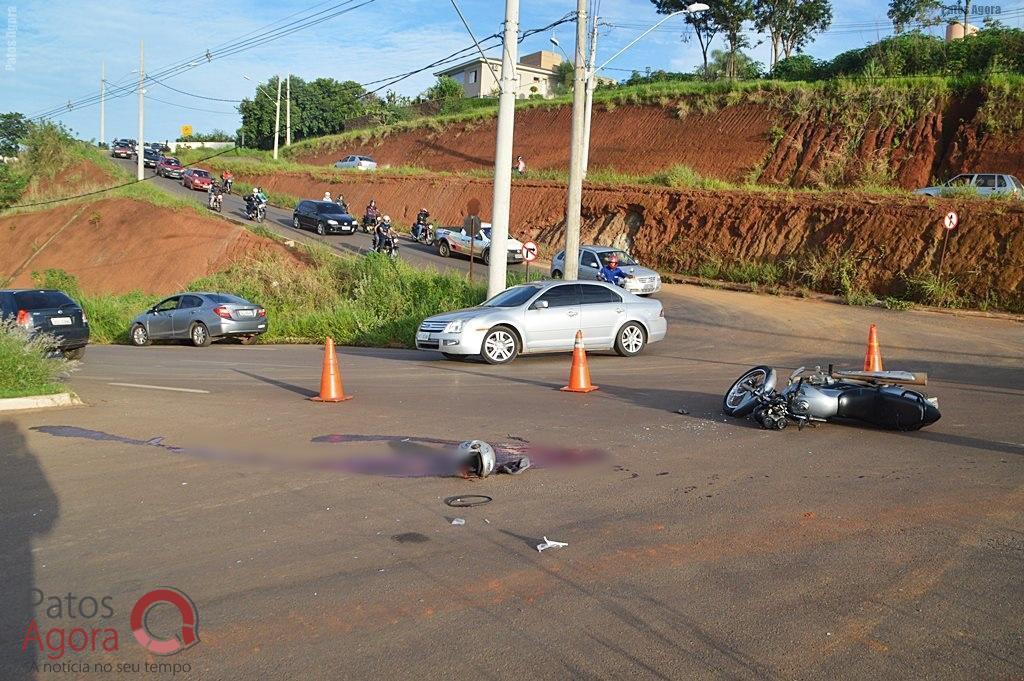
[434,50,564,99]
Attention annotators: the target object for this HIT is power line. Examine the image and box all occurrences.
[144,94,238,115]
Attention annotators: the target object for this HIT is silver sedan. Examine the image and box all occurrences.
[416,280,667,364]
[129,292,268,347]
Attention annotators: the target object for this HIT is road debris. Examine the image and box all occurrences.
[444,495,493,508]
[536,536,568,552]
[497,456,531,475]
[451,518,466,526]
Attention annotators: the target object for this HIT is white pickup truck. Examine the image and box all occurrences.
[434,223,525,265]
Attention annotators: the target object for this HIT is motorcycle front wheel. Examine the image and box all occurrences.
[723,365,777,418]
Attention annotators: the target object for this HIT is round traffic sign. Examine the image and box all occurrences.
[943,211,958,230]
[521,241,539,262]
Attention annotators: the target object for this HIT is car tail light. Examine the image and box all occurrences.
[16,309,32,328]
[80,309,88,324]
[213,306,232,320]
[257,308,266,318]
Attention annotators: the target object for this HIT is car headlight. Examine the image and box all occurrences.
[444,319,464,333]
[327,219,338,225]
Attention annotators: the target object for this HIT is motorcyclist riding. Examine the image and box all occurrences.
[597,255,634,287]
[336,195,349,214]
[221,170,234,194]
[374,215,394,252]
[207,182,223,210]
[413,208,430,242]
[245,186,267,219]
[363,199,381,233]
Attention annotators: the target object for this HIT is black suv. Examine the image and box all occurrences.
[0,289,90,359]
[292,200,357,235]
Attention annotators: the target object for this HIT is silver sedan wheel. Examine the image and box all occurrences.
[131,324,149,346]
[482,328,518,364]
[621,325,644,353]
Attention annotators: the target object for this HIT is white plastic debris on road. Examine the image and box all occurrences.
[536,536,568,552]
[451,518,466,526]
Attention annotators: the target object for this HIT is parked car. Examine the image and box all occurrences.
[181,168,213,191]
[111,142,134,159]
[434,224,524,265]
[292,200,358,235]
[156,156,185,179]
[914,173,1024,198]
[129,292,267,347]
[416,280,667,364]
[551,246,662,296]
[334,155,377,171]
[142,148,160,168]
[0,288,89,359]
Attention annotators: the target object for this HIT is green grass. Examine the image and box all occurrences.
[0,319,73,398]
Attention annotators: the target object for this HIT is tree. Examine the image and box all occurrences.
[887,0,942,34]
[423,75,464,102]
[943,1,973,29]
[702,49,765,79]
[711,0,756,79]
[0,112,30,157]
[779,0,833,61]
[651,1,720,72]
[237,76,367,148]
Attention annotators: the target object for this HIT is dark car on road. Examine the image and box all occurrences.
[181,168,213,191]
[156,156,185,178]
[129,292,267,347]
[143,148,160,168]
[111,142,133,159]
[0,289,90,359]
[292,200,358,235]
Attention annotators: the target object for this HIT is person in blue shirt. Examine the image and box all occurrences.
[597,254,633,287]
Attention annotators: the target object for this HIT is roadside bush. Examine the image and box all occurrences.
[0,163,27,208]
[0,319,72,398]
[771,55,825,81]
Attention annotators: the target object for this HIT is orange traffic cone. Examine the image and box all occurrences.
[561,330,599,393]
[310,337,352,402]
[863,324,883,372]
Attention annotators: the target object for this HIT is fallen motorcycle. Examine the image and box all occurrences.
[723,365,941,431]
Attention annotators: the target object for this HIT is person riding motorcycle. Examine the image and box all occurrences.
[245,187,268,219]
[374,215,394,252]
[207,182,224,209]
[220,170,234,193]
[597,255,633,287]
[412,208,431,242]
[336,194,349,214]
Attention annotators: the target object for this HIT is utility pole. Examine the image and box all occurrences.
[581,14,599,178]
[137,41,145,181]
[562,0,588,281]
[286,75,291,146]
[486,0,520,298]
[273,75,282,160]
[99,61,105,148]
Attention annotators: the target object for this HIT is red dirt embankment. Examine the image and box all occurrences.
[0,198,294,294]
[295,104,777,182]
[229,170,1024,300]
[294,97,1024,190]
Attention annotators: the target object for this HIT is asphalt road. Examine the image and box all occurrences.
[2,284,1022,680]
[112,157,534,278]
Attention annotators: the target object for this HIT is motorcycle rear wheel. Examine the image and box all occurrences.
[723,365,777,418]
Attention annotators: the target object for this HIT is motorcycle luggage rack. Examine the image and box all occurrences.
[830,369,928,387]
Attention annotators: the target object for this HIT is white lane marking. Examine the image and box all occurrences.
[107,383,210,394]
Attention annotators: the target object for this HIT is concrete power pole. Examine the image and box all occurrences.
[99,61,105,149]
[562,0,588,280]
[486,0,520,298]
[273,75,282,160]
[136,41,145,181]
[286,75,291,146]
[581,15,599,178]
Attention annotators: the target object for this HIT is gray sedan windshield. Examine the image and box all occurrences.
[482,285,541,307]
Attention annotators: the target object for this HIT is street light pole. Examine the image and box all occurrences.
[136,41,145,181]
[581,16,599,178]
[486,0,520,298]
[99,61,105,149]
[273,75,282,160]
[562,0,588,281]
[286,75,291,146]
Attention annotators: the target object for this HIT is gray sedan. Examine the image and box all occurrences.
[130,292,268,347]
[416,280,667,364]
[550,246,662,295]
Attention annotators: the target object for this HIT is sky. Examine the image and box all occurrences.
[3,0,1018,142]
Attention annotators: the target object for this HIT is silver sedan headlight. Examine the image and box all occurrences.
[444,319,465,333]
